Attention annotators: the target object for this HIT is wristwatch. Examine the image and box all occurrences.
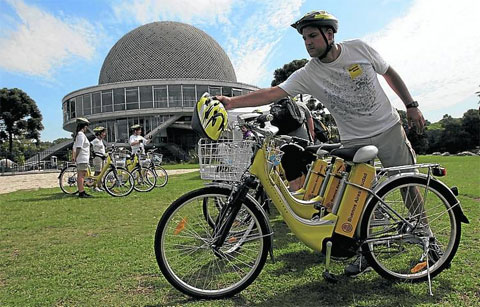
[406,101,419,109]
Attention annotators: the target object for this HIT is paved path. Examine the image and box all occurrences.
[0,169,198,194]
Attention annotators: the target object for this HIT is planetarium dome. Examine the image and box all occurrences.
[98,21,237,84]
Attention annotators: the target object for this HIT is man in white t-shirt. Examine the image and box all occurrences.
[129,124,151,155]
[216,10,426,277]
[72,118,92,198]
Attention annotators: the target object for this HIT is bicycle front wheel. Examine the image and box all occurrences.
[361,176,461,282]
[132,167,156,192]
[59,165,78,194]
[153,165,168,187]
[155,186,270,299]
[103,167,134,197]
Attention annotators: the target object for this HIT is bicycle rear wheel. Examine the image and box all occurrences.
[153,165,168,187]
[59,165,78,194]
[155,186,270,299]
[132,167,156,192]
[361,176,461,282]
[103,167,134,197]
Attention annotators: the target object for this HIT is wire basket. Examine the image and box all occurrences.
[138,154,151,167]
[113,152,127,168]
[148,153,163,165]
[198,138,255,182]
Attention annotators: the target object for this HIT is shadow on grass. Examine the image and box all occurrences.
[250,277,455,307]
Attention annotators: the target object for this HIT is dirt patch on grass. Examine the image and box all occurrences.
[0,169,198,195]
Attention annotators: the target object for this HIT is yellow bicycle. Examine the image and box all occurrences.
[154,114,468,299]
[59,147,134,197]
[124,151,157,192]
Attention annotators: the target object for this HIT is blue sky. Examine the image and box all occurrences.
[1,0,479,141]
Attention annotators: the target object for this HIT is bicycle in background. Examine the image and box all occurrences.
[59,145,135,197]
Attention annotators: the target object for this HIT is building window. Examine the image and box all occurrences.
[222,86,232,97]
[92,92,101,114]
[116,118,128,143]
[126,87,139,110]
[209,86,221,96]
[114,88,125,111]
[75,96,83,117]
[232,89,242,97]
[183,85,196,107]
[140,86,153,109]
[83,94,91,115]
[154,86,167,108]
[168,85,181,107]
[63,102,68,122]
[107,120,115,143]
[102,90,113,112]
[196,85,208,99]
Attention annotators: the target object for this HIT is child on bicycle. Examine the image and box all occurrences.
[91,126,107,192]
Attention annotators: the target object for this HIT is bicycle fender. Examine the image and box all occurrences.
[356,173,469,238]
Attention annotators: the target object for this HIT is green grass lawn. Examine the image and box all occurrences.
[1,156,479,306]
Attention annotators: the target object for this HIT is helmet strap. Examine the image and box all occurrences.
[318,28,333,60]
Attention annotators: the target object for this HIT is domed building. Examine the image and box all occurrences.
[61,21,258,159]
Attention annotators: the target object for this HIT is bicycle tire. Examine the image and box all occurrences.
[103,167,134,197]
[132,167,156,192]
[155,186,271,299]
[153,165,168,187]
[59,165,79,195]
[360,176,461,282]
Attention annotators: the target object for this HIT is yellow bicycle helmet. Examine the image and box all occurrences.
[291,10,338,34]
[192,92,228,141]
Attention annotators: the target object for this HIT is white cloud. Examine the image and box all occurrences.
[113,0,235,25]
[363,0,480,114]
[0,0,100,78]
[225,0,304,86]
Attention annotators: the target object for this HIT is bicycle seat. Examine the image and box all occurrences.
[330,145,378,163]
[305,143,342,155]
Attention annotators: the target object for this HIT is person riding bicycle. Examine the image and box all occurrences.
[129,124,151,155]
[216,10,426,277]
[91,126,107,192]
[72,118,92,198]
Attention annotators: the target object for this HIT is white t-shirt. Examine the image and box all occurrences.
[73,131,90,163]
[129,134,147,155]
[91,137,106,157]
[279,39,400,141]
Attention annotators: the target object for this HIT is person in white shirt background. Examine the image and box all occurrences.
[129,124,151,155]
[91,126,107,192]
[72,118,92,198]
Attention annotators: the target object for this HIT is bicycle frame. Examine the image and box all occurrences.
[84,153,115,186]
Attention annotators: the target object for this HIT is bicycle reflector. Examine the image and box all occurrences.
[432,167,446,177]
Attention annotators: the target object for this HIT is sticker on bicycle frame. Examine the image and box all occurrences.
[347,64,362,79]
[341,223,353,233]
[174,217,187,235]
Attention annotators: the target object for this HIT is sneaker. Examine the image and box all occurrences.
[79,191,93,198]
[344,255,372,277]
[93,187,104,192]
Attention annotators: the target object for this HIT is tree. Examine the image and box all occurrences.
[461,109,480,149]
[271,59,308,86]
[0,88,43,160]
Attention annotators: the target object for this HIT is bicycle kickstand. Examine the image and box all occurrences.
[423,237,434,296]
[322,241,338,283]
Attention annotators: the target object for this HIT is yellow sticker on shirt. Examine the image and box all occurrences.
[347,64,363,79]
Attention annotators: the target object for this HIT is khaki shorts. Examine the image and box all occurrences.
[76,163,89,172]
[92,157,104,172]
[342,122,416,168]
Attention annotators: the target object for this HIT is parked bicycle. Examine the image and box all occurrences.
[146,148,169,188]
[59,145,134,197]
[154,112,468,299]
[124,150,157,192]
